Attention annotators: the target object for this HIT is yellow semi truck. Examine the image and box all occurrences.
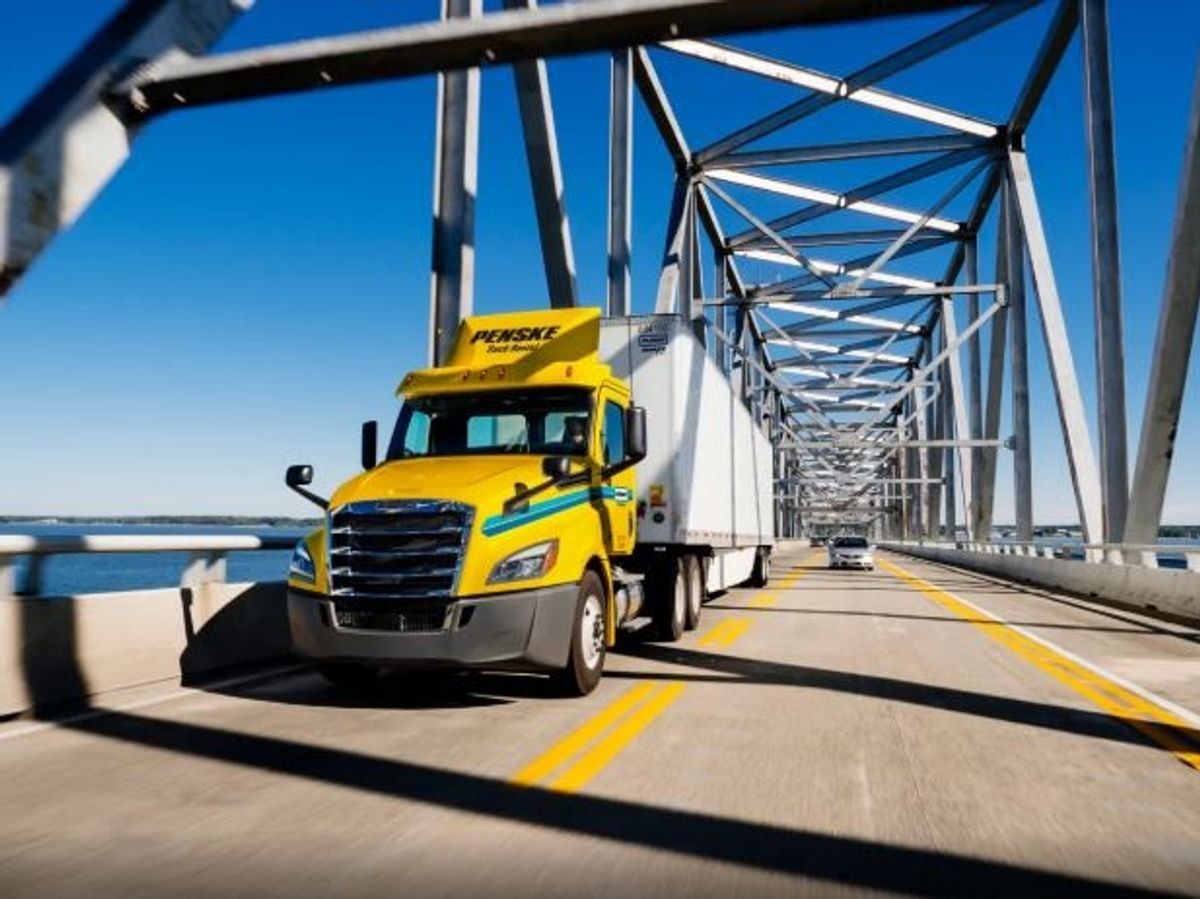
[284,307,774,695]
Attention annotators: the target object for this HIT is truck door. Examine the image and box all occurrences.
[597,394,636,555]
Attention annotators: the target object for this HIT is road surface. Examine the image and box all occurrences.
[2,548,1199,897]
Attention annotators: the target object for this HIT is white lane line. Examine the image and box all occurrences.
[894,557,1200,730]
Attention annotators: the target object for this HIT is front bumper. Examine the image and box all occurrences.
[829,556,874,568]
[287,583,578,671]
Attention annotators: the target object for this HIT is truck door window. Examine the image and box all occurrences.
[402,410,430,456]
[602,401,625,466]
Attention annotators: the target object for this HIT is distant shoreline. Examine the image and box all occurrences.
[0,516,321,528]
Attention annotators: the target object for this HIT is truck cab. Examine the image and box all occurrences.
[285,308,646,695]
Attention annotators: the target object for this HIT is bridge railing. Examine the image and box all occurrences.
[889,539,1200,572]
[0,534,297,597]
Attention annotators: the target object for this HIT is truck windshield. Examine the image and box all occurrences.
[387,388,592,459]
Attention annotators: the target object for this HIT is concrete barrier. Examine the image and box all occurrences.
[883,544,1200,624]
[0,580,290,718]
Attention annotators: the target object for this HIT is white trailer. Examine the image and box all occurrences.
[601,314,775,598]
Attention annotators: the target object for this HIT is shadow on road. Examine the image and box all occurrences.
[64,706,1186,899]
[610,642,1200,754]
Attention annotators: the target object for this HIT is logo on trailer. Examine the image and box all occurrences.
[637,323,669,354]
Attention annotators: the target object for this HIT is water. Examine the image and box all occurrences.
[0,523,310,596]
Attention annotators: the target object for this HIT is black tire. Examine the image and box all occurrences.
[551,571,607,696]
[316,662,379,688]
[649,557,686,642]
[749,547,770,589]
[684,554,705,631]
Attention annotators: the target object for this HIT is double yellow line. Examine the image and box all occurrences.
[511,560,803,793]
[511,681,687,792]
[880,558,1200,772]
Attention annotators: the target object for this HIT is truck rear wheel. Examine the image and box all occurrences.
[649,557,686,642]
[552,571,606,696]
[684,554,705,631]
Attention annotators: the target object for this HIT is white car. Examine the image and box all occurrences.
[827,536,875,570]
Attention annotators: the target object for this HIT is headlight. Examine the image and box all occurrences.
[289,541,316,584]
[488,540,559,584]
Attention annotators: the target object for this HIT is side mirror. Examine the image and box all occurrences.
[361,420,378,470]
[285,464,328,510]
[626,406,647,462]
[542,456,570,479]
[286,465,313,487]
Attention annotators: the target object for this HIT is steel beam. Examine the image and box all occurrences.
[506,0,576,307]
[655,177,691,313]
[0,0,251,298]
[1005,175,1033,540]
[1008,149,1103,542]
[632,48,689,172]
[964,236,983,523]
[607,49,633,315]
[975,198,1009,538]
[714,134,993,169]
[728,146,985,247]
[940,294,976,532]
[1081,0,1129,543]
[1009,0,1079,139]
[120,0,990,116]
[429,0,482,365]
[1125,64,1200,544]
[695,3,1032,164]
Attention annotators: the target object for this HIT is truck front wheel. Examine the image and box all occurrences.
[552,571,607,696]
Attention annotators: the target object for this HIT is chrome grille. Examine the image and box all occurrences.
[328,501,472,616]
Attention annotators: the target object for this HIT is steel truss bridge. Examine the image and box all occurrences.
[1,0,1197,547]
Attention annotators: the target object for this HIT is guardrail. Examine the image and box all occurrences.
[882,540,1200,625]
[911,540,1200,571]
[0,534,298,597]
[0,533,298,717]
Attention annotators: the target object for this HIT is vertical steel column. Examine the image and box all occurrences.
[607,49,633,317]
[1009,149,1104,542]
[507,0,577,308]
[965,236,983,516]
[927,352,944,539]
[655,178,690,313]
[940,294,975,532]
[976,198,1009,539]
[1125,65,1200,544]
[428,0,482,364]
[1005,176,1033,540]
[941,327,958,541]
[1081,0,1129,543]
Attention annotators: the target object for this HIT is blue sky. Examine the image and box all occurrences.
[1,1,1198,522]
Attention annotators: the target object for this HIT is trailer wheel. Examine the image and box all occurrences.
[316,662,379,689]
[684,555,705,631]
[650,557,686,642]
[552,571,606,696]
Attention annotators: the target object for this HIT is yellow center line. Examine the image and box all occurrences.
[512,565,779,793]
[510,682,658,787]
[879,558,1200,771]
[550,682,687,793]
[748,593,778,608]
[698,616,751,647]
